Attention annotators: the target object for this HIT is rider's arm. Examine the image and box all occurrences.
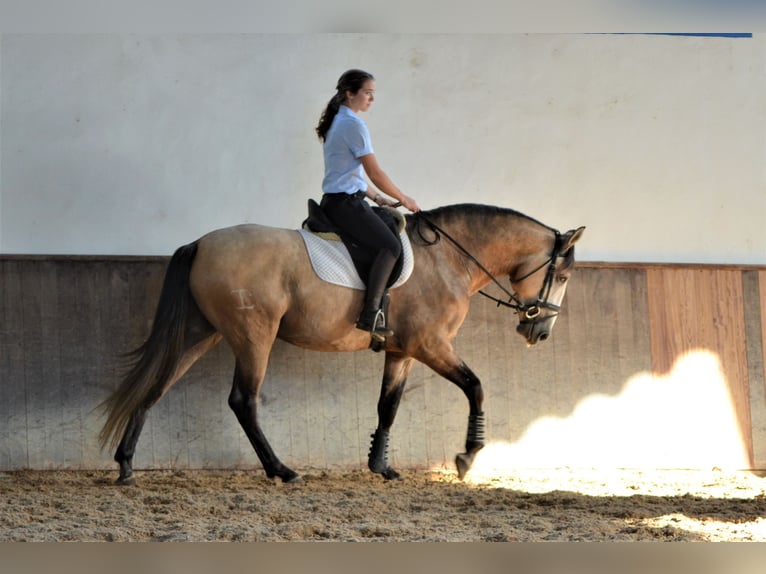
[360,153,420,212]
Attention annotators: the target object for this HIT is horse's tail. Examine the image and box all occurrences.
[98,241,202,451]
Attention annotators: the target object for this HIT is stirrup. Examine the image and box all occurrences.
[357,308,394,339]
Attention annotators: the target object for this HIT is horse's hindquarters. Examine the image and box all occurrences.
[191,225,374,353]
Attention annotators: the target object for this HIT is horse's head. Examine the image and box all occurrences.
[511,226,585,346]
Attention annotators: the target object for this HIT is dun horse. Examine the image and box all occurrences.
[100,204,584,484]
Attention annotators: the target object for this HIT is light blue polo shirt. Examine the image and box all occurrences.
[322,105,374,195]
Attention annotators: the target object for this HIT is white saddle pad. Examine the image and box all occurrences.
[298,228,414,291]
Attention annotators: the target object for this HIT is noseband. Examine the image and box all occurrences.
[505,245,562,322]
[416,214,564,323]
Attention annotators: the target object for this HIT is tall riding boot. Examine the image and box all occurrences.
[357,249,398,338]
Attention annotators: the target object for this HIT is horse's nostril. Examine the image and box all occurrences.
[538,333,549,342]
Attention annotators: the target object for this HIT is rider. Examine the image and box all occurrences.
[315,69,420,339]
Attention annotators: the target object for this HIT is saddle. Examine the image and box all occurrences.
[302,199,407,288]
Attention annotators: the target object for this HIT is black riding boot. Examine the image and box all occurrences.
[357,249,397,339]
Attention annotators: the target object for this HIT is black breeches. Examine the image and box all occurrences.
[320,192,401,259]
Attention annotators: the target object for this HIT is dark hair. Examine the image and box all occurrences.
[315,69,375,142]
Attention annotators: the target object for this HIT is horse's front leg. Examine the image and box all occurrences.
[419,347,485,480]
[450,362,486,480]
[368,352,415,480]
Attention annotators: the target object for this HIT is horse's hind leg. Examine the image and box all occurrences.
[368,352,415,480]
[114,409,149,485]
[113,332,222,485]
[228,356,299,483]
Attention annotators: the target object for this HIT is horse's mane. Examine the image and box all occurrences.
[407,203,557,234]
[406,203,575,269]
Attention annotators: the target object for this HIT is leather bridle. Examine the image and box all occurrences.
[415,214,565,323]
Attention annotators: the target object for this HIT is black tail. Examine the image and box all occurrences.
[99,241,200,450]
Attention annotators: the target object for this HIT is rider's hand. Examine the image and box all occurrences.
[400,195,420,213]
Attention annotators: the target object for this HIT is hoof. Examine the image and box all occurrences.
[368,457,401,480]
[115,474,136,486]
[455,453,474,480]
[370,461,401,480]
[368,459,387,474]
[381,467,401,481]
[278,468,302,484]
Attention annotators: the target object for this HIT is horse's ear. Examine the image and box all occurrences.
[560,226,585,251]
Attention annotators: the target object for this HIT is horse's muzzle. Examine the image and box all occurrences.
[516,319,550,346]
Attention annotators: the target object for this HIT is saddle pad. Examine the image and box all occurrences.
[298,228,414,291]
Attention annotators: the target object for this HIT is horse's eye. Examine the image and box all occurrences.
[557,275,568,284]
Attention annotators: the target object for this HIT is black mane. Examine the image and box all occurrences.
[406,203,556,234]
[405,203,574,269]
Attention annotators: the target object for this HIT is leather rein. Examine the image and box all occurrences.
[414,213,564,322]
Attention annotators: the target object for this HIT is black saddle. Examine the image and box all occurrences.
[302,199,406,288]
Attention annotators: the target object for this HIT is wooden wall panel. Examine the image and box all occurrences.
[647,267,752,465]
[748,271,766,466]
[761,271,766,400]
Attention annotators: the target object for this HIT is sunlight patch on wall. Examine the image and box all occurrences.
[466,349,750,475]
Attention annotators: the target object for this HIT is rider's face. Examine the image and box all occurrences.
[345,80,375,113]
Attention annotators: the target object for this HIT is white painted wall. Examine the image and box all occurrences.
[1,33,764,263]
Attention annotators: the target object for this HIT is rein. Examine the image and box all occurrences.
[414,212,562,321]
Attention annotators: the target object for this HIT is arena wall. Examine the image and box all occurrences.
[2,257,764,473]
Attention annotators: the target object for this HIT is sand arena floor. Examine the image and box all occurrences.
[2,466,765,542]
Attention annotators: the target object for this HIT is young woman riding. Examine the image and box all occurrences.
[315,69,420,339]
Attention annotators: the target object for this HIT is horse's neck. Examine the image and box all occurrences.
[427,211,553,293]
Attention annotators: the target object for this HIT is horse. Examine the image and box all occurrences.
[99,203,585,485]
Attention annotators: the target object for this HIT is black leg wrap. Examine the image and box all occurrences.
[456,413,486,480]
[368,429,401,480]
[466,412,486,452]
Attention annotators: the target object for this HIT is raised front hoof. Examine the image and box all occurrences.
[455,453,475,480]
[115,474,136,486]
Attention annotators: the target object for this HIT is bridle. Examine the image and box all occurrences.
[415,213,565,323]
